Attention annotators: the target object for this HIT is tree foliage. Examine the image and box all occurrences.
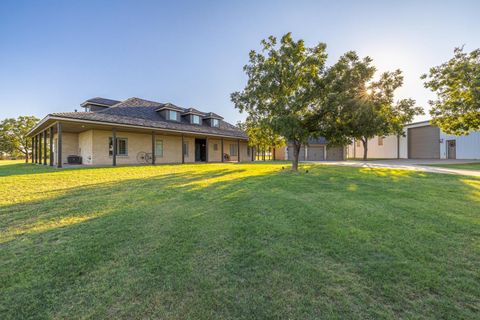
[237,117,285,159]
[231,33,330,170]
[0,116,39,162]
[421,47,480,135]
[328,54,423,159]
[232,33,423,166]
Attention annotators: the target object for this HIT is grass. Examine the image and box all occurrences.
[425,162,480,171]
[1,160,479,319]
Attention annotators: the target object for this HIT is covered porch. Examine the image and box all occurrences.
[28,119,253,168]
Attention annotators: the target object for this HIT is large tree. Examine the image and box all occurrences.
[231,33,330,171]
[0,116,39,162]
[421,47,480,135]
[327,53,423,159]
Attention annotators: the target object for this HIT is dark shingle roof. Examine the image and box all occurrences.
[81,97,121,107]
[51,97,246,139]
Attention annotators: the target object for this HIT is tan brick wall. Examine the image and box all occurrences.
[182,136,195,163]
[153,134,183,164]
[53,132,79,165]
[78,130,93,165]
[208,138,222,162]
[91,130,185,165]
[53,128,249,165]
[274,146,286,160]
[222,140,251,162]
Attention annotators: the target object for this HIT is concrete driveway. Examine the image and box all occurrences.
[304,159,480,177]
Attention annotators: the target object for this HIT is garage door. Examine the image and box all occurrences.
[326,146,345,160]
[408,125,440,159]
[287,145,305,161]
[307,146,324,161]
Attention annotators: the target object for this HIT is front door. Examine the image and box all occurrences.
[195,138,206,162]
[447,140,456,159]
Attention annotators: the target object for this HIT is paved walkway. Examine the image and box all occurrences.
[303,159,480,177]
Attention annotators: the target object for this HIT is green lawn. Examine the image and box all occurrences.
[425,162,480,171]
[1,160,479,319]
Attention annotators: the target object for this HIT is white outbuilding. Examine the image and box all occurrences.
[348,120,480,160]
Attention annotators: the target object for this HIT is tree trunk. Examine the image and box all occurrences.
[273,147,276,161]
[263,149,265,161]
[362,138,368,160]
[291,142,301,171]
[25,151,29,163]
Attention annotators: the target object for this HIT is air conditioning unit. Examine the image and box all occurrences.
[67,155,82,164]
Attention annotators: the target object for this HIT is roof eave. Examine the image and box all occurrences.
[28,115,247,140]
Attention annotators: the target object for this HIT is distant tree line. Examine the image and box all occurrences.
[0,116,39,161]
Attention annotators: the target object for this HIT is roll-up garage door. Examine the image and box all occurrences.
[408,125,440,159]
[326,146,345,160]
[306,146,324,160]
[287,145,306,160]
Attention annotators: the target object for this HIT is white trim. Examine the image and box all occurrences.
[80,102,116,108]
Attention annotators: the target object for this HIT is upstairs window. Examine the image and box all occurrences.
[211,119,219,127]
[192,115,201,125]
[168,110,179,121]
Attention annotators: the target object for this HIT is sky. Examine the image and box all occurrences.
[0,0,479,124]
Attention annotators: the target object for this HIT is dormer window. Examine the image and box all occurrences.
[168,110,179,121]
[211,119,219,127]
[192,115,201,125]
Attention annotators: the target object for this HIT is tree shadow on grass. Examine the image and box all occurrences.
[0,165,479,319]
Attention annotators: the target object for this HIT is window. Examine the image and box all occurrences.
[168,110,178,121]
[213,143,218,151]
[192,115,201,124]
[211,119,219,127]
[247,146,251,156]
[230,144,238,156]
[356,140,361,147]
[155,139,163,157]
[378,136,384,146]
[109,138,128,156]
[183,141,189,157]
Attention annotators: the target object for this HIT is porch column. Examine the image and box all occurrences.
[205,137,209,163]
[43,130,47,165]
[221,138,224,162]
[237,139,240,163]
[181,134,185,164]
[57,122,63,168]
[35,135,38,163]
[38,132,42,164]
[112,128,117,166]
[151,131,156,165]
[31,137,35,163]
[49,127,54,166]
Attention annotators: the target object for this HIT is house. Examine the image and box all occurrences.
[28,97,253,167]
[285,137,347,161]
[347,120,480,159]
